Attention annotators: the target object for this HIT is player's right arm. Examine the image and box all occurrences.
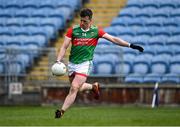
[56,28,73,62]
[56,36,71,62]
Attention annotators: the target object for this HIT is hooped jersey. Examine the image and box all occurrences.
[66,25,106,64]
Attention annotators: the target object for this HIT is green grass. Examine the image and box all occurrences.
[0,105,180,126]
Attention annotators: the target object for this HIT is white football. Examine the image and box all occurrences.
[51,62,66,76]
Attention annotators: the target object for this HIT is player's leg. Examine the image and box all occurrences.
[69,74,100,99]
[79,82,100,100]
[55,74,87,118]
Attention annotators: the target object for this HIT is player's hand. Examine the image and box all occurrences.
[130,44,144,52]
[55,60,61,64]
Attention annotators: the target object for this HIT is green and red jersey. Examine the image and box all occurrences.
[66,25,106,64]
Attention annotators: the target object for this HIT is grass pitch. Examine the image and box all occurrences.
[0,105,180,126]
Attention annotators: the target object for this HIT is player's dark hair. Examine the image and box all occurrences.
[80,8,93,20]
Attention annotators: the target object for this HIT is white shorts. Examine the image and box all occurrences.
[68,61,93,77]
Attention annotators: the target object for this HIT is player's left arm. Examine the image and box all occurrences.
[102,33,144,52]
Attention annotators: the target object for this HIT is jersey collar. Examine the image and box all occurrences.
[81,27,90,32]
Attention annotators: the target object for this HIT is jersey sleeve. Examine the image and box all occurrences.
[65,27,73,38]
[98,28,106,38]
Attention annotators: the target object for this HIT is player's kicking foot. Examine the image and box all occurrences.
[92,82,100,100]
[55,109,64,118]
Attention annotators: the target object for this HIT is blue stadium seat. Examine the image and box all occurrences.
[40,17,65,30]
[0,41,5,49]
[125,73,144,83]
[172,27,180,35]
[0,26,13,35]
[143,73,162,83]
[145,18,162,27]
[161,61,180,83]
[111,17,132,26]
[136,7,157,17]
[118,35,134,42]
[0,49,6,61]
[117,27,135,36]
[96,61,115,75]
[4,0,22,8]
[154,28,171,37]
[6,41,22,49]
[133,34,151,45]
[136,28,153,36]
[115,61,132,75]
[163,19,178,27]
[6,17,24,26]
[123,52,136,61]
[16,53,32,67]
[152,8,169,17]
[104,27,118,36]
[159,1,176,8]
[0,17,7,26]
[132,61,150,74]
[22,0,39,8]
[170,8,180,17]
[161,73,179,83]
[15,7,35,18]
[150,60,169,74]
[148,34,167,45]
[119,7,141,17]
[38,0,54,8]
[0,62,5,74]
[129,18,144,26]
[23,17,41,26]
[6,61,25,75]
[0,8,14,18]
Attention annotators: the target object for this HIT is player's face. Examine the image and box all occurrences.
[80,16,92,30]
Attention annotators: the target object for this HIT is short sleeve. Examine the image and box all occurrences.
[98,28,106,38]
[65,27,73,38]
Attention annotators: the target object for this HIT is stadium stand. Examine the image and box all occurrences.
[0,0,180,84]
[92,0,180,83]
[0,0,81,78]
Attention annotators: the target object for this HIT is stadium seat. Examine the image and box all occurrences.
[132,61,150,74]
[119,7,142,17]
[145,18,162,27]
[6,41,22,49]
[161,60,180,83]
[128,18,144,26]
[123,52,136,61]
[15,7,33,18]
[125,73,144,83]
[22,0,39,8]
[136,28,153,36]
[150,60,169,74]
[16,53,32,67]
[0,49,6,61]
[115,61,132,75]
[136,7,157,17]
[111,17,132,26]
[4,0,22,8]
[6,61,25,75]
[39,17,65,31]
[143,73,162,83]
[117,27,135,36]
[6,17,24,26]
[96,61,115,75]
[104,27,118,36]
[23,17,41,26]
[0,62,5,74]
[118,35,134,42]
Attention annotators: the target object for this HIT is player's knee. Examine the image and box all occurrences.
[69,84,79,94]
